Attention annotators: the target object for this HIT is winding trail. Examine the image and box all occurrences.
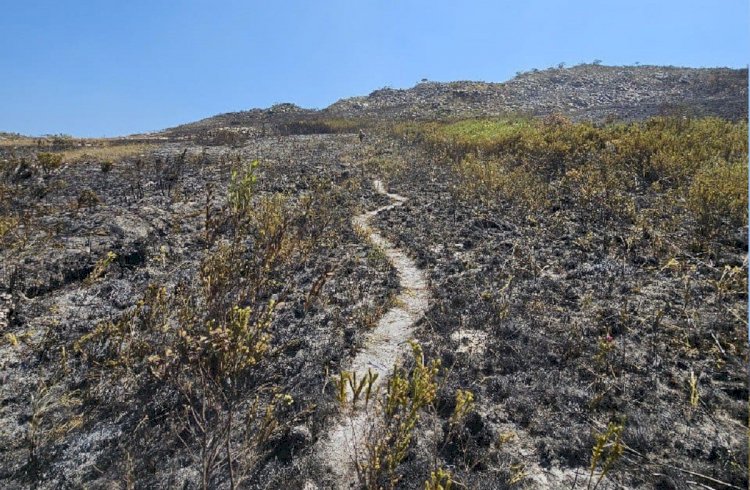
[314,180,431,489]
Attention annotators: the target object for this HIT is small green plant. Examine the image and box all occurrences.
[85,251,117,285]
[4,332,19,346]
[228,159,259,217]
[508,463,528,485]
[348,371,367,408]
[182,303,274,380]
[358,341,440,489]
[335,370,350,406]
[587,420,625,490]
[425,467,454,490]
[688,369,700,408]
[335,369,380,409]
[450,389,474,426]
[594,333,615,374]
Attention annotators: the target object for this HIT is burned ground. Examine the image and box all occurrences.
[0,65,747,489]
[368,130,747,488]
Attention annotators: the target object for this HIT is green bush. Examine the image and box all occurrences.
[37,152,63,175]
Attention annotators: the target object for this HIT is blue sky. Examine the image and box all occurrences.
[1,0,748,137]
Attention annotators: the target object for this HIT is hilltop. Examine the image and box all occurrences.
[166,64,747,137]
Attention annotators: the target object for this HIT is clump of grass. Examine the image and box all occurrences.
[26,382,82,468]
[227,159,259,219]
[60,143,155,163]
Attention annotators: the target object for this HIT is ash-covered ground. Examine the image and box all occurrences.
[0,65,747,489]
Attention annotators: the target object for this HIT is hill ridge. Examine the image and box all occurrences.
[165,64,747,136]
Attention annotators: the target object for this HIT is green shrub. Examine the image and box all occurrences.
[37,152,63,175]
[227,159,258,218]
[359,342,440,489]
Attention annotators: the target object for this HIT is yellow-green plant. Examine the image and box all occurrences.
[508,463,528,485]
[335,370,351,406]
[348,371,368,409]
[84,251,117,285]
[450,389,475,426]
[227,159,259,217]
[4,332,19,346]
[425,467,454,490]
[588,420,625,490]
[335,369,380,409]
[37,152,63,175]
[359,341,440,489]
[689,370,700,408]
[204,305,273,376]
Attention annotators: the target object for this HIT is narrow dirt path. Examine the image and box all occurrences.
[312,180,430,489]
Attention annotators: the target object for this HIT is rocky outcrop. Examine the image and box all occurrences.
[324,65,747,121]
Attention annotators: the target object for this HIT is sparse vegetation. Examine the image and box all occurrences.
[0,67,746,489]
[357,342,441,489]
[59,142,155,162]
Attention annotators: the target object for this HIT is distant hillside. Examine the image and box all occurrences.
[166,64,748,136]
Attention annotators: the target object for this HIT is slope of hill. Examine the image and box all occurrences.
[0,65,747,490]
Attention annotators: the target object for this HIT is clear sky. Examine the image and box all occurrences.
[1,0,748,137]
